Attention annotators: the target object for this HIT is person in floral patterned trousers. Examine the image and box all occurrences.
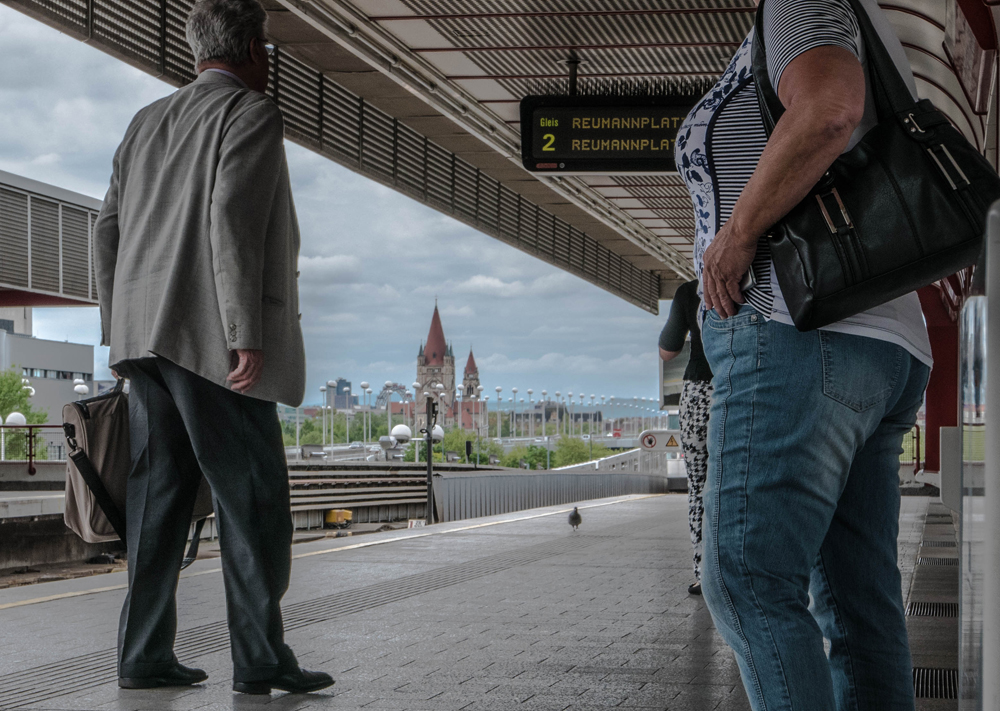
[659,279,713,595]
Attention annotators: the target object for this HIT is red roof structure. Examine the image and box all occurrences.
[424,305,447,365]
[465,350,478,375]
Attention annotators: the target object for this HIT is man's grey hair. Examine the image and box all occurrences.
[186,0,268,68]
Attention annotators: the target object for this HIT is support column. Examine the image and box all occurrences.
[917,286,959,472]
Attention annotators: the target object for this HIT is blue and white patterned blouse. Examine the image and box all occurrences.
[673,0,932,366]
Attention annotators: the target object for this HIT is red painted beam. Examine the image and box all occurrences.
[0,290,94,307]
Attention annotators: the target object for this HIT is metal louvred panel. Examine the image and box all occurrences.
[29,198,60,293]
[322,78,362,162]
[164,0,195,83]
[92,0,160,68]
[425,143,452,210]
[453,160,478,222]
[0,0,665,312]
[91,213,98,300]
[0,188,29,289]
[395,124,426,198]
[276,53,321,148]
[517,200,537,250]
[553,221,571,265]
[361,103,395,180]
[20,0,86,31]
[477,175,499,231]
[61,207,90,298]
[498,186,519,241]
[535,211,555,257]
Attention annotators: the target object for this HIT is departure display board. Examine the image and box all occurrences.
[520,95,697,174]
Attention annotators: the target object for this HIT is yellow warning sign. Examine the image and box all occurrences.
[665,435,678,448]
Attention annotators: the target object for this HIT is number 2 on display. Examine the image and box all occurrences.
[542,134,555,151]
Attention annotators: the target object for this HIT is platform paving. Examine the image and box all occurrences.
[0,493,930,711]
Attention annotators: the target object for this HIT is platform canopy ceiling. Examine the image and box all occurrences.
[4,0,994,312]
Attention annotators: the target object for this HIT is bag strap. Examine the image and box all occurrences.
[67,447,128,544]
[180,518,207,570]
[752,0,918,137]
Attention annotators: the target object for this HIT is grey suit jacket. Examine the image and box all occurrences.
[95,71,306,406]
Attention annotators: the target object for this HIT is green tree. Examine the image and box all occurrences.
[0,367,48,460]
[553,438,590,468]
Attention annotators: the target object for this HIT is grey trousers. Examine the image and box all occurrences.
[117,356,295,682]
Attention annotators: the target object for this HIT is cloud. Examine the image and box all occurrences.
[297,255,362,283]
[5,5,671,404]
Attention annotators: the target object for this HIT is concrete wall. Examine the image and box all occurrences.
[0,307,32,336]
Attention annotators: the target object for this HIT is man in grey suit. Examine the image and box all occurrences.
[95,0,332,695]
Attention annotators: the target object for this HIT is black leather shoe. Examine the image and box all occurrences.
[119,662,208,689]
[233,668,334,695]
[688,582,702,596]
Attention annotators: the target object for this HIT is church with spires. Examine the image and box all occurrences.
[414,303,483,431]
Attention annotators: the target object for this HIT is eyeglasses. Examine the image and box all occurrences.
[264,43,275,56]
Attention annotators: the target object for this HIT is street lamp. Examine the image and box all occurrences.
[495,386,503,438]
[527,389,534,438]
[476,385,484,436]
[319,385,327,446]
[541,390,547,436]
[511,387,518,439]
[327,380,337,444]
[365,387,373,445]
[554,392,561,437]
[568,391,575,438]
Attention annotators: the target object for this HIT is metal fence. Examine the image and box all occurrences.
[431,467,675,523]
[0,425,65,473]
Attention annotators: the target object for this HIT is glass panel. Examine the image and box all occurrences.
[960,294,986,708]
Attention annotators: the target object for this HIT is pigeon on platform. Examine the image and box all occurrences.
[568,507,582,531]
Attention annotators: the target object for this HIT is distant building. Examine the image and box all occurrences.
[462,350,480,398]
[416,303,455,396]
[0,309,94,423]
[412,304,485,432]
[330,377,357,409]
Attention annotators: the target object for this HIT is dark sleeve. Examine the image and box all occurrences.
[659,284,691,352]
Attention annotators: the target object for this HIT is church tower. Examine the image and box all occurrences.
[462,349,480,399]
[416,303,455,395]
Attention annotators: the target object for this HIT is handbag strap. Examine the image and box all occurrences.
[752,0,918,137]
[68,446,128,544]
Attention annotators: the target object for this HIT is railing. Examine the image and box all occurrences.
[554,447,687,477]
[0,425,66,474]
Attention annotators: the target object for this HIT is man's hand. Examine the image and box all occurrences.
[702,221,758,319]
[228,349,264,393]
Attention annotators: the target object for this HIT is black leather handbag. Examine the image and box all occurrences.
[752,0,999,331]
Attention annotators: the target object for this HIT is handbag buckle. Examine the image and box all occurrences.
[816,188,853,234]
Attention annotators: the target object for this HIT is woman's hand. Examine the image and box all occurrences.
[702,221,757,318]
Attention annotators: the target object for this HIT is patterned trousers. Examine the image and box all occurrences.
[679,379,712,580]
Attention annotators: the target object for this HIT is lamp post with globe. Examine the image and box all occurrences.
[527,389,534,438]
[319,385,327,446]
[494,387,502,438]
[2,377,31,462]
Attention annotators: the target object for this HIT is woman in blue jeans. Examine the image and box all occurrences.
[674,0,932,709]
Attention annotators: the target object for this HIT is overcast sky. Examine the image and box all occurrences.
[0,6,672,407]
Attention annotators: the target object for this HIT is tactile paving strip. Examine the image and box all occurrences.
[0,517,655,709]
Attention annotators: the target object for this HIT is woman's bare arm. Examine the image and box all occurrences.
[701,45,866,318]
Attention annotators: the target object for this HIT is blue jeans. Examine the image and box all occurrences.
[701,306,929,711]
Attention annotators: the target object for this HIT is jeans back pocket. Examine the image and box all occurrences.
[819,330,902,412]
